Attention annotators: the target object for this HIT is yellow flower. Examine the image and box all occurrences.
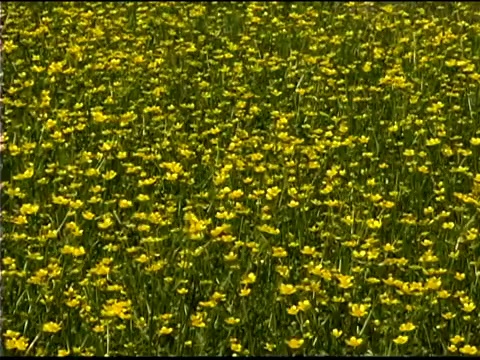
[442,222,454,230]
[229,189,244,199]
[158,327,173,336]
[286,338,304,349]
[118,199,133,208]
[366,218,382,229]
[42,322,62,333]
[58,349,70,357]
[287,305,300,315]
[199,300,216,308]
[82,211,95,220]
[102,170,117,180]
[224,252,237,261]
[448,345,458,353]
[272,247,288,257]
[240,287,251,297]
[5,336,29,351]
[264,343,276,352]
[337,274,354,289]
[135,254,149,263]
[350,303,368,318]
[231,343,242,353]
[287,200,299,208]
[101,300,132,320]
[426,138,441,146]
[136,194,150,202]
[362,62,372,72]
[161,313,173,321]
[462,302,476,313]
[4,338,17,351]
[470,137,480,146]
[459,345,477,355]
[300,246,316,255]
[93,325,105,333]
[455,272,466,281]
[437,290,450,299]
[4,330,21,338]
[241,272,257,284]
[450,335,465,345]
[399,322,416,332]
[61,245,74,255]
[425,276,442,290]
[72,246,86,257]
[298,300,311,312]
[279,283,297,295]
[345,336,363,347]
[190,313,206,328]
[225,317,240,325]
[97,216,113,229]
[19,203,40,215]
[393,335,409,345]
[442,312,456,320]
[403,149,415,157]
[211,292,226,302]
[332,329,343,338]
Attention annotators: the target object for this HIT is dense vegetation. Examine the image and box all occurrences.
[2,1,480,356]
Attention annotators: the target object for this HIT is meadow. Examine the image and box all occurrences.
[2,1,480,356]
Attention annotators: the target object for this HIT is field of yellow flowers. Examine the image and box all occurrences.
[2,1,480,356]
